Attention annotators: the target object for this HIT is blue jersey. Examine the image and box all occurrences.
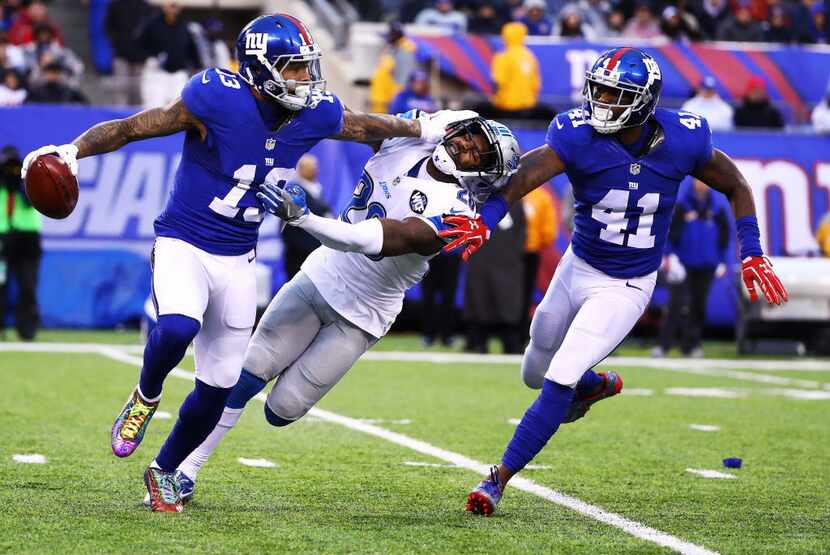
[155,68,344,255]
[546,107,713,278]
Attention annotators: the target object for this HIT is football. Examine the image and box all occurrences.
[24,153,79,219]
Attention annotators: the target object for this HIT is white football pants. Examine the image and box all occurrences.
[151,237,256,389]
[522,247,656,389]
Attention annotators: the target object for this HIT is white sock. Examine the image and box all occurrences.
[136,384,162,404]
[177,407,244,479]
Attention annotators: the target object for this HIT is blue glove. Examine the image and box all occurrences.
[256,182,309,224]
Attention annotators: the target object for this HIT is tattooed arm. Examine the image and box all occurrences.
[330,107,421,144]
[72,98,206,159]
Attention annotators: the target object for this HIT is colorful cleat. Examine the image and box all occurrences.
[144,466,183,513]
[111,387,159,458]
[176,470,195,504]
[143,470,195,507]
[563,371,623,424]
[466,465,502,516]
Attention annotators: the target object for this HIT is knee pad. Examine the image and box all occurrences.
[521,340,552,390]
[264,404,295,427]
[157,314,200,349]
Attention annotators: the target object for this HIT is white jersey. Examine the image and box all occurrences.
[301,132,476,338]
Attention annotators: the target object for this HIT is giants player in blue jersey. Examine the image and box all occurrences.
[20,14,472,512]
[439,47,788,515]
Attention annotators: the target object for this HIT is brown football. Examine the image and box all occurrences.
[24,153,79,219]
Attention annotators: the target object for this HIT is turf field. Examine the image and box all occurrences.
[1,332,829,554]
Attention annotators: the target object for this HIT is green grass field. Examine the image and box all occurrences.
[1,331,828,554]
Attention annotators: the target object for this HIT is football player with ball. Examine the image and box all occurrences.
[20,13,475,512]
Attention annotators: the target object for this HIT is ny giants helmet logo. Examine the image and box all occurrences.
[643,57,662,87]
[245,32,268,56]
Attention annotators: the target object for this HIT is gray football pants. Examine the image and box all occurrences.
[243,271,377,423]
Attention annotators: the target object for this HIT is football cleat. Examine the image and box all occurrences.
[111,387,159,458]
[563,371,623,424]
[143,470,195,507]
[466,465,503,516]
[144,466,183,513]
[176,470,195,504]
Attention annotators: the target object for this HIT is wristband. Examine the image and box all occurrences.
[479,192,509,230]
[735,215,763,259]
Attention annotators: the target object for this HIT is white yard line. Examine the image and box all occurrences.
[685,469,736,480]
[91,347,717,555]
[238,458,277,468]
[666,388,747,399]
[4,343,830,371]
[689,424,720,432]
[12,454,47,464]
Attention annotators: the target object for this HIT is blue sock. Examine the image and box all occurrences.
[139,314,200,400]
[227,369,266,409]
[155,379,232,472]
[575,370,604,397]
[502,379,575,473]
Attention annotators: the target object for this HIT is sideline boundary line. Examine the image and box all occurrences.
[93,347,718,555]
[4,343,829,392]
[2,342,829,370]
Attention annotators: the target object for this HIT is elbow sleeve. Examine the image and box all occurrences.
[296,214,384,256]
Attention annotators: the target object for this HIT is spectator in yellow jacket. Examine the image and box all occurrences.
[369,22,417,113]
[520,186,558,339]
[817,212,830,256]
[491,22,541,112]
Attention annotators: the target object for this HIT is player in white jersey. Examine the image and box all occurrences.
[167,113,522,501]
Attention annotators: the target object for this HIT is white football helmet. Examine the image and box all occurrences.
[431,117,521,204]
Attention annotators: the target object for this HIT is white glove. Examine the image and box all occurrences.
[21,144,79,179]
[419,110,479,143]
[664,253,687,284]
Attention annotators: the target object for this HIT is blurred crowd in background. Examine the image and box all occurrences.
[0,0,230,107]
[370,14,830,131]
[362,0,829,43]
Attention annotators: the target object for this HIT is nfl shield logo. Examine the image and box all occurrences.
[629,163,641,175]
[265,138,276,151]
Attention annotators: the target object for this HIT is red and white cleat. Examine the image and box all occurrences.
[563,371,623,424]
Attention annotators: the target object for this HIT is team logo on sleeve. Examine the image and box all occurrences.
[409,190,428,214]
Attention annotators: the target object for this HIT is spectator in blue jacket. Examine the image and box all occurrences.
[388,69,436,114]
[654,179,730,358]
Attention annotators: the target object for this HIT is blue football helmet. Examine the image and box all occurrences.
[236,14,325,110]
[582,47,662,134]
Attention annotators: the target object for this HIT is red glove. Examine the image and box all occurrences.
[742,256,788,305]
[438,215,491,262]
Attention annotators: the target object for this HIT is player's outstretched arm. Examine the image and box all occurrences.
[693,148,788,305]
[499,145,566,205]
[21,97,206,180]
[331,108,479,144]
[377,218,444,256]
[72,98,206,159]
[257,181,443,257]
